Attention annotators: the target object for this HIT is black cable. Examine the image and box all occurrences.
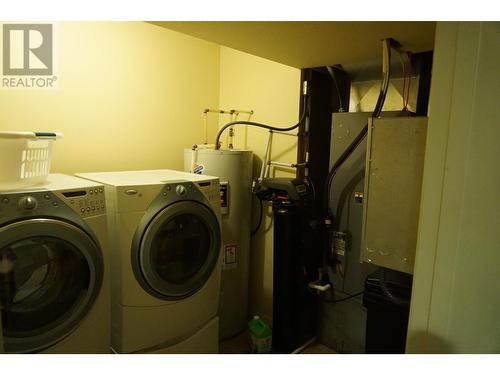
[322,291,364,304]
[326,66,344,112]
[305,176,316,201]
[323,38,392,216]
[214,93,308,150]
[323,125,369,214]
[251,197,263,237]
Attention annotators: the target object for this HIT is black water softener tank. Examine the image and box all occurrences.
[273,202,303,352]
[257,178,318,353]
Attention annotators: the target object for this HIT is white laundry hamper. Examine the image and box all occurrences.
[0,131,63,190]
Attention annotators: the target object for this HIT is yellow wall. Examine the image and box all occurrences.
[218,46,301,323]
[0,22,220,174]
[0,21,302,326]
[407,22,500,353]
[0,22,303,325]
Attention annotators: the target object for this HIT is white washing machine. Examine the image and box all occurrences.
[76,170,222,354]
[0,174,110,353]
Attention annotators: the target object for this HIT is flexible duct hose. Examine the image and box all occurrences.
[379,267,411,307]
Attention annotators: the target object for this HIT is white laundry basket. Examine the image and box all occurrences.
[0,131,63,190]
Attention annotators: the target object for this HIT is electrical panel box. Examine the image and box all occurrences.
[361,116,427,274]
[328,112,405,294]
[329,112,377,295]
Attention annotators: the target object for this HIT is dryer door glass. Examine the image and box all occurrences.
[152,213,210,283]
[0,219,103,353]
[138,201,221,299]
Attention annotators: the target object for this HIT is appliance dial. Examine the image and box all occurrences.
[18,196,38,210]
[175,185,187,197]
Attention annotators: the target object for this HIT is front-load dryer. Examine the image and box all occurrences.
[76,170,221,354]
[0,174,110,353]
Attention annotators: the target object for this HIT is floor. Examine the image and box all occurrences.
[219,332,336,354]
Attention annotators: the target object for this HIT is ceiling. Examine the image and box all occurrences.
[152,21,436,69]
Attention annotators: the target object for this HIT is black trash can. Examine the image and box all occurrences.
[363,269,413,354]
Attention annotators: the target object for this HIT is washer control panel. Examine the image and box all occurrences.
[0,186,106,220]
[0,192,63,215]
[58,186,106,217]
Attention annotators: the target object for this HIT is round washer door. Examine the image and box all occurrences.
[136,200,221,300]
[0,218,103,353]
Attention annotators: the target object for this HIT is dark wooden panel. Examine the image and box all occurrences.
[414,51,433,116]
[297,67,350,216]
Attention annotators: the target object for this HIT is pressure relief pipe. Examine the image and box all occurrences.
[214,81,309,150]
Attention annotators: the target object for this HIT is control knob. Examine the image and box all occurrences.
[175,185,187,197]
[18,195,38,210]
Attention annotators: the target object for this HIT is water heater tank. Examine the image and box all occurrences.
[184,148,253,339]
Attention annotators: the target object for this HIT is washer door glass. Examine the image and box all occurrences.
[0,219,102,353]
[138,201,220,299]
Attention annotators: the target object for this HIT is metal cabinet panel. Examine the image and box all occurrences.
[361,116,427,274]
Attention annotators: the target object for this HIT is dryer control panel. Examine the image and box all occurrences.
[155,179,221,218]
[196,180,221,216]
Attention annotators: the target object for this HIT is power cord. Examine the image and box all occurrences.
[250,196,263,237]
[322,291,364,304]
